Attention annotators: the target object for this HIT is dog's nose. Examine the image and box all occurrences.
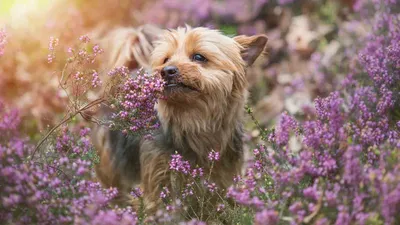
[161,66,179,81]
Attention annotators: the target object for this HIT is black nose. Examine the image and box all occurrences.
[161,66,179,81]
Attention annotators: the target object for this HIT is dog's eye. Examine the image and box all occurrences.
[192,54,207,62]
[163,58,169,64]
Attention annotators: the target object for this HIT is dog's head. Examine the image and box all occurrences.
[151,26,268,105]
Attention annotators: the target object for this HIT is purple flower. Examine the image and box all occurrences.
[180,219,206,225]
[216,203,225,212]
[254,209,278,225]
[47,36,59,63]
[303,183,319,201]
[343,145,363,186]
[0,28,7,56]
[275,112,298,146]
[111,69,164,136]
[79,34,90,43]
[207,150,220,161]
[108,66,129,77]
[160,187,170,199]
[169,153,191,174]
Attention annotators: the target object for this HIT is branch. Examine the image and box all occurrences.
[31,98,105,158]
[303,189,325,224]
[245,105,273,141]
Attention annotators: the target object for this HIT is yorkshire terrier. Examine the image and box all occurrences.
[92,26,268,213]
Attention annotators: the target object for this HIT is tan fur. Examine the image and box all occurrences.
[97,25,163,97]
[91,125,123,189]
[139,140,172,212]
[93,26,268,214]
[102,24,163,70]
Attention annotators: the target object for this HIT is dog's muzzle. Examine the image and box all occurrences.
[161,66,179,87]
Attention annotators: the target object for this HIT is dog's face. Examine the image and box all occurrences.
[151,26,267,104]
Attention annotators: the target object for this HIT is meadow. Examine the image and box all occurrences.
[0,0,399,224]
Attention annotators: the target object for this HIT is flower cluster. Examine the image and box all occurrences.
[169,153,192,174]
[0,28,6,56]
[227,1,400,224]
[207,150,220,161]
[0,100,20,142]
[62,35,105,90]
[1,0,399,224]
[0,102,137,224]
[273,111,298,146]
[48,35,106,114]
[110,68,164,136]
[66,35,105,65]
[150,152,236,222]
[47,36,59,63]
[108,66,130,77]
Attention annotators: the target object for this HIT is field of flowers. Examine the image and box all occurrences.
[0,0,399,224]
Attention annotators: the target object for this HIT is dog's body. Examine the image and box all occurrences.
[92,26,267,212]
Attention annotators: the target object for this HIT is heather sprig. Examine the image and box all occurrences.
[1,0,400,224]
[0,100,20,142]
[0,103,137,224]
[47,36,59,63]
[59,34,105,97]
[0,28,6,56]
[227,1,400,224]
[33,35,108,156]
[109,68,164,136]
[152,152,237,223]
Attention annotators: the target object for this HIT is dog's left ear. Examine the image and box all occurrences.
[234,35,268,66]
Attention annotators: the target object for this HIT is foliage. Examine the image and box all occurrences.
[0,0,399,224]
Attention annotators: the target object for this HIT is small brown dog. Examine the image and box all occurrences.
[92,26,267,213]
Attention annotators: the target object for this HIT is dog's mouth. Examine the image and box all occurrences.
[164,80,198,92]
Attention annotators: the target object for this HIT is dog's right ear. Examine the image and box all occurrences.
[233,34,268,66]
[102,25,162,70]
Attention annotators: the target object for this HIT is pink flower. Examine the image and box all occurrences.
[79,34,90,43]
[207,150,220,161]
[0,28,6,56]
[91,71,102,87]
[160,187,170,199]
[47,36,59,63]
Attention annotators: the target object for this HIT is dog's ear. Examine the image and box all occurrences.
[233,35,268,66]
[102,25,162,70]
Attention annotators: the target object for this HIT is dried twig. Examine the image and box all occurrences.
[245,105,273,141]
[303,188,325,224]
[31,98,105,158]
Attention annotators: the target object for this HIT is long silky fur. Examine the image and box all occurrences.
[92,26,268,214]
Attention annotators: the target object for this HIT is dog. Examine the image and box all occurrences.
[92,26,268,214]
